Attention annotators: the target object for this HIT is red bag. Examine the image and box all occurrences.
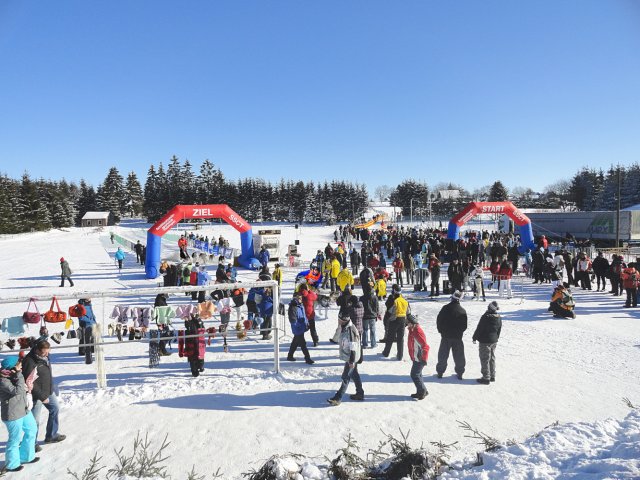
[44,297,67,323]
[22,298,41,324]
[68,304,87,318]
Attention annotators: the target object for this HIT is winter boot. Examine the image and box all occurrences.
[476,378,490,385]
[327,397,341,406]
[349,393,364,401]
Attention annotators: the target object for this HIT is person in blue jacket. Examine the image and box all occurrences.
[286,291,314,364]
[78,298,96,365]
[258,287,274,340]
[258,246,270,268]
[114,247,126,271]
[196,266,210,303]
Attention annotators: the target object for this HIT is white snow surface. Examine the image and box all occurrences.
[0,223,639,479]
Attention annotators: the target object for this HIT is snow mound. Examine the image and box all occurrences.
[443,410,640,479]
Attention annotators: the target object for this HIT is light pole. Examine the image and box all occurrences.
[616,165,621,249]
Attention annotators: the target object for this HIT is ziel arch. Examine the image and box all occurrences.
[145,204,260,279]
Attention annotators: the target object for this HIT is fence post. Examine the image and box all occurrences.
[272,280,280,374]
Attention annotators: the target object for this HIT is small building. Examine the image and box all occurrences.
[81,211,110,227]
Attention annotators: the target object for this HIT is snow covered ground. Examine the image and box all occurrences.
[0,223,639,478]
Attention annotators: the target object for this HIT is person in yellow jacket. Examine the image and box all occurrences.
[321,258,332,289]
[330,256,341,293]
[272,263,283,295]
[382,284,410,360]
[337,267,354,292]
[375,277,387,300]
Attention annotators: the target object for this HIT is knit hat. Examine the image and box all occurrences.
[1,356,19,370]
[406,314,419,325]
[392,284,401,294]
[451,290,463,302]
[60,257,64,262]
[488,301,499,313]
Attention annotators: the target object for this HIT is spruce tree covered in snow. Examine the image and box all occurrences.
[19,174,52,231]
[97,167,126,221]
[621,163,640,209]
[196,159,225,205]
[76,179,97,225]
[0,175,19,233]
[181,159,197,204]
[143,165,160,222]
[166,155,183,206]
[488,181,509,202]
[389,180,429,217]
[124,172,144,217]
[599,167,618,212]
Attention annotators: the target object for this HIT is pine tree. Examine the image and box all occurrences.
[488,181,509,202]
[0,175,18,233]
[182,160,197,204]
[98,167,126,221]
[124,172,144,217]
[76,180,97,225]
[18,174,51,232]
[166,155,182,206]
[156,163,170,215]
[143,165,159,222]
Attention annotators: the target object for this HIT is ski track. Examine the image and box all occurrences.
[0,224,639,478]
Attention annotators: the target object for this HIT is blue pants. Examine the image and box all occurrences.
[410,360,427,395]
[3,412,37,470]
[335,362,363,400]
[31,392,60,441]
[361,318,377,348]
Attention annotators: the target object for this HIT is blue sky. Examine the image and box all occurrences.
[1,1,639,193]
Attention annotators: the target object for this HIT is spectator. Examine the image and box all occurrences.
[59,257,74,287]
[22,340,66,447]
[406,315,430,400]
[435,290,467,380]
[472,301,502,384]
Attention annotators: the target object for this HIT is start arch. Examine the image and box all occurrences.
[145,204,260,278]
[447,201,535,253]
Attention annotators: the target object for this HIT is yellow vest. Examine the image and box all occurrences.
[394,295,409,317]
[375,278,387,297]
[337,269,354,291]
[330,259,341,278]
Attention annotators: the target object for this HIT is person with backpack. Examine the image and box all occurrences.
[77,298,97,364]
[435,290,467,380]
[549,284,576,318]
[327,314,364,406]
[472,301,502,384]
[287,291,314,364]
[0,356,38,472]
[620,265,639,308]
[59,257,74,287]
[406,314,429,400]
[114,247,126,271]
[381,285,409,360]
[22,339,66,448]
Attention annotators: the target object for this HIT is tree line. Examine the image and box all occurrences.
[0,159,638,234]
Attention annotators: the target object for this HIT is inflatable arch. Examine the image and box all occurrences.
[447,201,535,254]
[145,204,261,279]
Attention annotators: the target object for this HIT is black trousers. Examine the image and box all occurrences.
[625,288,638,307]
[382,317,407,360]
[288,334,310,360]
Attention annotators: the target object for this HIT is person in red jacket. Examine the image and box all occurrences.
[498,261,513,298]
[406,315,430,400]
[620,266,639,308]
[299,284,319,346]
[392,254,405,287]
[178,236,188,260]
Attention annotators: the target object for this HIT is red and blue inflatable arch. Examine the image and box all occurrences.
[145,204,261,278]
[447,201,535,253]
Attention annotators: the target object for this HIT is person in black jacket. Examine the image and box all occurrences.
[360,291,379,348]
[22,340,66,446]
[472,301,502,385]
[435,290,467,380]
[447,258,464,293]
[592,251,610,292]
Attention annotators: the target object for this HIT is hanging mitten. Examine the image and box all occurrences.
[116,324,123,342]
[108,324,114,336]
[243,319,252,331]
[6,339,16,350]
[50,332,62,344]
[128,327,135,341]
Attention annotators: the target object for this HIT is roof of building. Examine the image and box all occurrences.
[82,211,110,220]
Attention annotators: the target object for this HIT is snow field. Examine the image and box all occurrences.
[0,224,639,478]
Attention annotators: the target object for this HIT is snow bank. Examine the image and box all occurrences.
[443,410,640,479]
